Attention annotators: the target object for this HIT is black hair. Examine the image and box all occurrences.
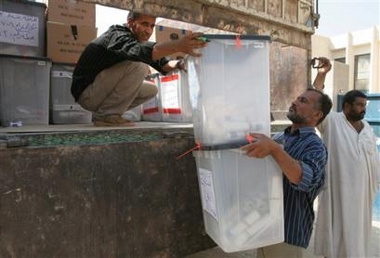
[127,11,141,20]
[342,90,367,110]
[307,88,333,125]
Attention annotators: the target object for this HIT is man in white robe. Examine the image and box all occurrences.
[312,57,380,257]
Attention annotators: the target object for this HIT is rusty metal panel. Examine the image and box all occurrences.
[267,0,283,18]
[230,0,246,7]
[81,0,315,50]
[270,41,308,118]
[247,0,265,12]
[285,0,298,23]
[0,129,215,257]
[298,0,313,26]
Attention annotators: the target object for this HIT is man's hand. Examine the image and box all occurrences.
[175,58,187,72]
[312,56,331,90]
[241,133,278,158]
[242,133,303,184]
[176,32,208,57]
[152,32,208,60]
[315,57,332,75]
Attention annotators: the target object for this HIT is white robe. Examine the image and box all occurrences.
[314,112,380,258]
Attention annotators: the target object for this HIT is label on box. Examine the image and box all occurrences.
[0,11,39,46]
[199,168,218,220]
[253,42,264,48]
[160,74,181,114]
[143,98,159,114]
[47,22,97,63]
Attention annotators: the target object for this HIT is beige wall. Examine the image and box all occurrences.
[331,62,350,111]
[312,26,380,95]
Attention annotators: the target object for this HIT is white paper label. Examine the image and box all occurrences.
[199,168,218,220]
[160,75,180,108]
[0,11,39,47]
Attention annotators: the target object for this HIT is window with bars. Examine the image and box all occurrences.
[334,57,346,64]
[354,54,370,92]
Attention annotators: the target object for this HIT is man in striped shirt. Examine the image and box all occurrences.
[71,12,207,126]
[242,88,332,257]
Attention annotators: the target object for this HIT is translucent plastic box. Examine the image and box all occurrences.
[0,55,51,126]
[142,73,162,122]
[160,71,192,122]
[0,0,46,57]
[193,149,284,253]
[50,63,92,124]
[187,35,271,147]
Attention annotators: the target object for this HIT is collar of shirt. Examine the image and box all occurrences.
[284,126,316,136]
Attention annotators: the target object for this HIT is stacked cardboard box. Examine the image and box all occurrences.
[46,0,95,124]
[46,0,97,64]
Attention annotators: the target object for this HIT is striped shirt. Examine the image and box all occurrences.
[71,25,170,101]
[273,126,327,248]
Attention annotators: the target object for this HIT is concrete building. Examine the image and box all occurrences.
[312,26,380,110]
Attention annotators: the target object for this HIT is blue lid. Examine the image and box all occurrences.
[200,139,251,150]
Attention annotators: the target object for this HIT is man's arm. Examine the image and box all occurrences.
[241,133,302,184]
[312,57,332,90]
[311,57,332,132]
[151,32,208,61]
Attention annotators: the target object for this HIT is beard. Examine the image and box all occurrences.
[346,111,365,121]
[287,112,305,124]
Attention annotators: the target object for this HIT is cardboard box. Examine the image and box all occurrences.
[47,0,95,26]
[47,22,97,64]
[154,25,191,60]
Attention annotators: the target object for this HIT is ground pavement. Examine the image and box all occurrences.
[186,210,380,258]
[186,223,379,258]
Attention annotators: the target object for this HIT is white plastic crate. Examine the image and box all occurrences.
[50,63,92,124]
[193,149,284,253]
[0,55,50,126]
[0,0,46,57]
[160,71,192,122]
[142,73,163,122]
[188,35,271,147]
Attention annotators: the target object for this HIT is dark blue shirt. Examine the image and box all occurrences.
[273,126,327,248]
[71,25,170,101]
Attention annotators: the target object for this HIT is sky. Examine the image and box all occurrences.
[95,5,129,36]
[95,1,380,37]
[315,0,380,37]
